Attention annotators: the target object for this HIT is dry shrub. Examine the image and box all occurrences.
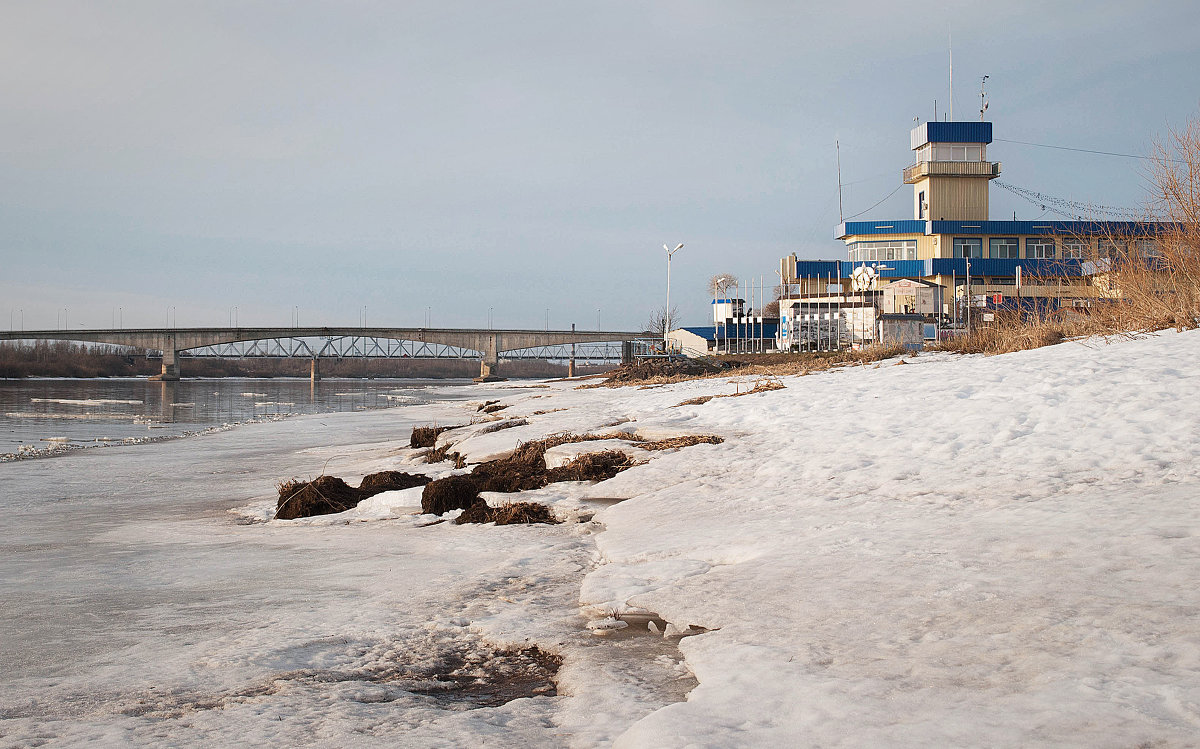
[477,400,501,412]
[276,476,363,520]
[930,313,1085,355]
[1069,114,1200,334]
[455,501,560,525]
[410,424,463,449]
[422,476,484,515]
[482,403,509,414]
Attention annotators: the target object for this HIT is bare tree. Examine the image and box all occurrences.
[646,306,680,335]
[1084,112,1200,333]
[707,274,738,298]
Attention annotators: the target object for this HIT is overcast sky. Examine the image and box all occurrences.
[3,0,1199,331]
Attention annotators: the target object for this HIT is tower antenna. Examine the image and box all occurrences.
[836,139,844,223]
[948,26,953,120]
[979,75,990,121]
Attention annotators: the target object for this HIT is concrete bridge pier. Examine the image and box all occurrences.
[310,358,321,382]
[475,334,506,382]
[151,347,181,381]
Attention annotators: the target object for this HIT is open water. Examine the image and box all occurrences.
[0,377,472,458]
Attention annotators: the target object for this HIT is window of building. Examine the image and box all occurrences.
[954,237,983,258]
[1097,239,1124,258]
[918,190,925,220]
[989,237,1019,259]
[1026,238,1055,259]
[847,240,916,263]
[932,143,983,161]
[1136,240,1161,257]
[1062,241,1085,259]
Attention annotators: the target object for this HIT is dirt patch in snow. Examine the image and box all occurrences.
[276,471,432,520]
[455,501,560,525]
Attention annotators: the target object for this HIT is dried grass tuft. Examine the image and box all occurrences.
[410,424,463,449]
[636,435,724,451]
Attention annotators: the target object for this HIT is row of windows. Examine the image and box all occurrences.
[848,240,917,263]
[951,237,1158,260]
[915,143,986,163]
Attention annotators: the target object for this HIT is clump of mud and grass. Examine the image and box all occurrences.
[455,501,559,525]
[410,424,464,449]
[276,470,432,520]
[420,437,640,516]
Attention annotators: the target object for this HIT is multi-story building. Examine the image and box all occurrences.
[777,120,1163,348]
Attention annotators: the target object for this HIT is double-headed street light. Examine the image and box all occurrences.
[664,243,683,348]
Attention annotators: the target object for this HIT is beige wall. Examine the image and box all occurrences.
[914,177,989,221]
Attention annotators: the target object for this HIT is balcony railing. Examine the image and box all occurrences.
[903,160,1001,183]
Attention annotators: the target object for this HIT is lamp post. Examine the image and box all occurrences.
[664,243,683,349]
[960,256,969,331]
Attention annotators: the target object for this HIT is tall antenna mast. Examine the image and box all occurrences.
[948,26,953,120]
[836,139,844,223]
[979,75,989,121]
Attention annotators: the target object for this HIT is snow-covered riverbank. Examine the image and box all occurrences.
[3,331,1199,747]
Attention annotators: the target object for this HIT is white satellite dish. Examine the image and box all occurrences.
[851,265,876,292]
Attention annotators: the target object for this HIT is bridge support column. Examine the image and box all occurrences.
[568,323,576,377]
[474,334,506,382]
[310,358,321,382]
[151,349,181,381]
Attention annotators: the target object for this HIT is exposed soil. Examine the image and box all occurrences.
[276,471,432,519]
[591,346,909,388]
[421,475,484,515]
[275,476,364,520]
[420,439,640,516]
[600,358,730,386]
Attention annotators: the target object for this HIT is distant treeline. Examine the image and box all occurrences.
[0,341,610,379]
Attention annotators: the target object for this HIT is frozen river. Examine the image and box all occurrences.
[0,378,472,458]
[0,382,692,747]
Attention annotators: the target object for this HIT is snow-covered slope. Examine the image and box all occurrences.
[2,331,1197,747]
[494,332,1200,746]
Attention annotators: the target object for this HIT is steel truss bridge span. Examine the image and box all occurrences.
[0,326,646,380]
[182,336,630,363]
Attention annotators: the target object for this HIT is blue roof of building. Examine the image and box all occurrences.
[680,323,779,341]
[837,219,1167,239]
[787,258,1089,279]
[910,121,993,149]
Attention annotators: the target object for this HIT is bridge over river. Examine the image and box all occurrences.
[0,326,649,380]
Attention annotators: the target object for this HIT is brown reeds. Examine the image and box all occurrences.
[410,424,464,449]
